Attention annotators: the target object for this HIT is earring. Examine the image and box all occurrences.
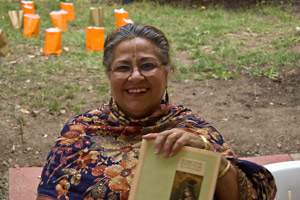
[165,88,169,104]
[109,96,113,107]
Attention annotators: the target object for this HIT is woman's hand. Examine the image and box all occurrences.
[143,128,239,199]
[142,128,210,158]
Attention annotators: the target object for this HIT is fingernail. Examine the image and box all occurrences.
[154,148,159,154]
[163,153,168,158]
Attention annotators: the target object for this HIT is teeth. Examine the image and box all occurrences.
[128,88,147,93]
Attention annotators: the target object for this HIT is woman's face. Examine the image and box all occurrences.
[184,187,192,196]
[109,37,168,119]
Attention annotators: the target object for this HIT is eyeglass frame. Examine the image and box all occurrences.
[109,62,165,79]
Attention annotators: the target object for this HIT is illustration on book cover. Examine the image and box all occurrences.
[169,157,206,200]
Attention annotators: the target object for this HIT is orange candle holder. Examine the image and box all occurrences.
[60,2,75,22]
[114,8,130,28]
[23,14,40,37]
[21,1,35,14]
[50,10,68,31]
[44,28,62,55]
[86,27,104,52]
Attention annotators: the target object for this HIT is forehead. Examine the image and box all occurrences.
[112,37,160,61]
[118,37,156,50]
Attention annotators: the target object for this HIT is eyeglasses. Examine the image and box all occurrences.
[110,63,163,79]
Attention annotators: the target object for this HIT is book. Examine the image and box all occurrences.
[129,140,221,200]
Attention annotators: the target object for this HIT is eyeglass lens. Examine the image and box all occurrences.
[111,63,160,78]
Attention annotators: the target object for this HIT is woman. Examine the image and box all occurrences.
[37,23,276,200]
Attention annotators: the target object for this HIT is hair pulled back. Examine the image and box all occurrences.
[103,23,171,75]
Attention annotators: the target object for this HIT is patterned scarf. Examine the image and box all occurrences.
[37,102,276,200]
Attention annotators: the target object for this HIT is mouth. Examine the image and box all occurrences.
[126,88,148,96]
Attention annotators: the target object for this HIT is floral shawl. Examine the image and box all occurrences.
[37,102,276,200]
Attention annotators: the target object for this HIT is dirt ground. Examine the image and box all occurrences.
[0,65,299,198]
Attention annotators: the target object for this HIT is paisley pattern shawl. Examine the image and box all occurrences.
[37,103,276,200]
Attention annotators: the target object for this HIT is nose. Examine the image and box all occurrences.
[128,67,144,80]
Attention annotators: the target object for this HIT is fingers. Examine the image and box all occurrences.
[142,133,158,140]
[142,132,172,154]
[144,128,211,158]
[145,129,178,155]
[154,130,171,154]
[168,135,186,157]
[167,133,204,157]
[163,132,183,157]
[156,129,200,158]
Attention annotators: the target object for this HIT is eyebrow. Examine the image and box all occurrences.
[114,57,158,65]
[139,57,157,62]
[114,60,131,65]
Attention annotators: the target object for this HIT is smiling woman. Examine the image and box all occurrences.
[109,37,168,119]
[36,23,276,200]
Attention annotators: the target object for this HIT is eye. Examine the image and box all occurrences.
[139,63,157,71]
[112,65,132,72]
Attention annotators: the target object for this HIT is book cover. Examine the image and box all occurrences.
[129,140,221,200]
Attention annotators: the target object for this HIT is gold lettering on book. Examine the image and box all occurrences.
[177,157,206,176]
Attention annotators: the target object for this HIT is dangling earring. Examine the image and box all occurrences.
[165,88,169,104]
[109,96,113,108]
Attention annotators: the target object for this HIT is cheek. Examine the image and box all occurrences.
[162,70,168,87]
[161,73,168,89]
[110,79,121,96]
[153,74,167,94]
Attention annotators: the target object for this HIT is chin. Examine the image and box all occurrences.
[125,107,152,119]
[119,102,160,119]
[128,110,149,119]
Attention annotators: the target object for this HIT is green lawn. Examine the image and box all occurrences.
[0,1,299,113]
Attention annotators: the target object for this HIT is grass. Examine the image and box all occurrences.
[0,1,299,114]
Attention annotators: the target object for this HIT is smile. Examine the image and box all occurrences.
[127,88,148,94]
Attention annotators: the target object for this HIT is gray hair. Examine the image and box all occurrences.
[103,23,172,75]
